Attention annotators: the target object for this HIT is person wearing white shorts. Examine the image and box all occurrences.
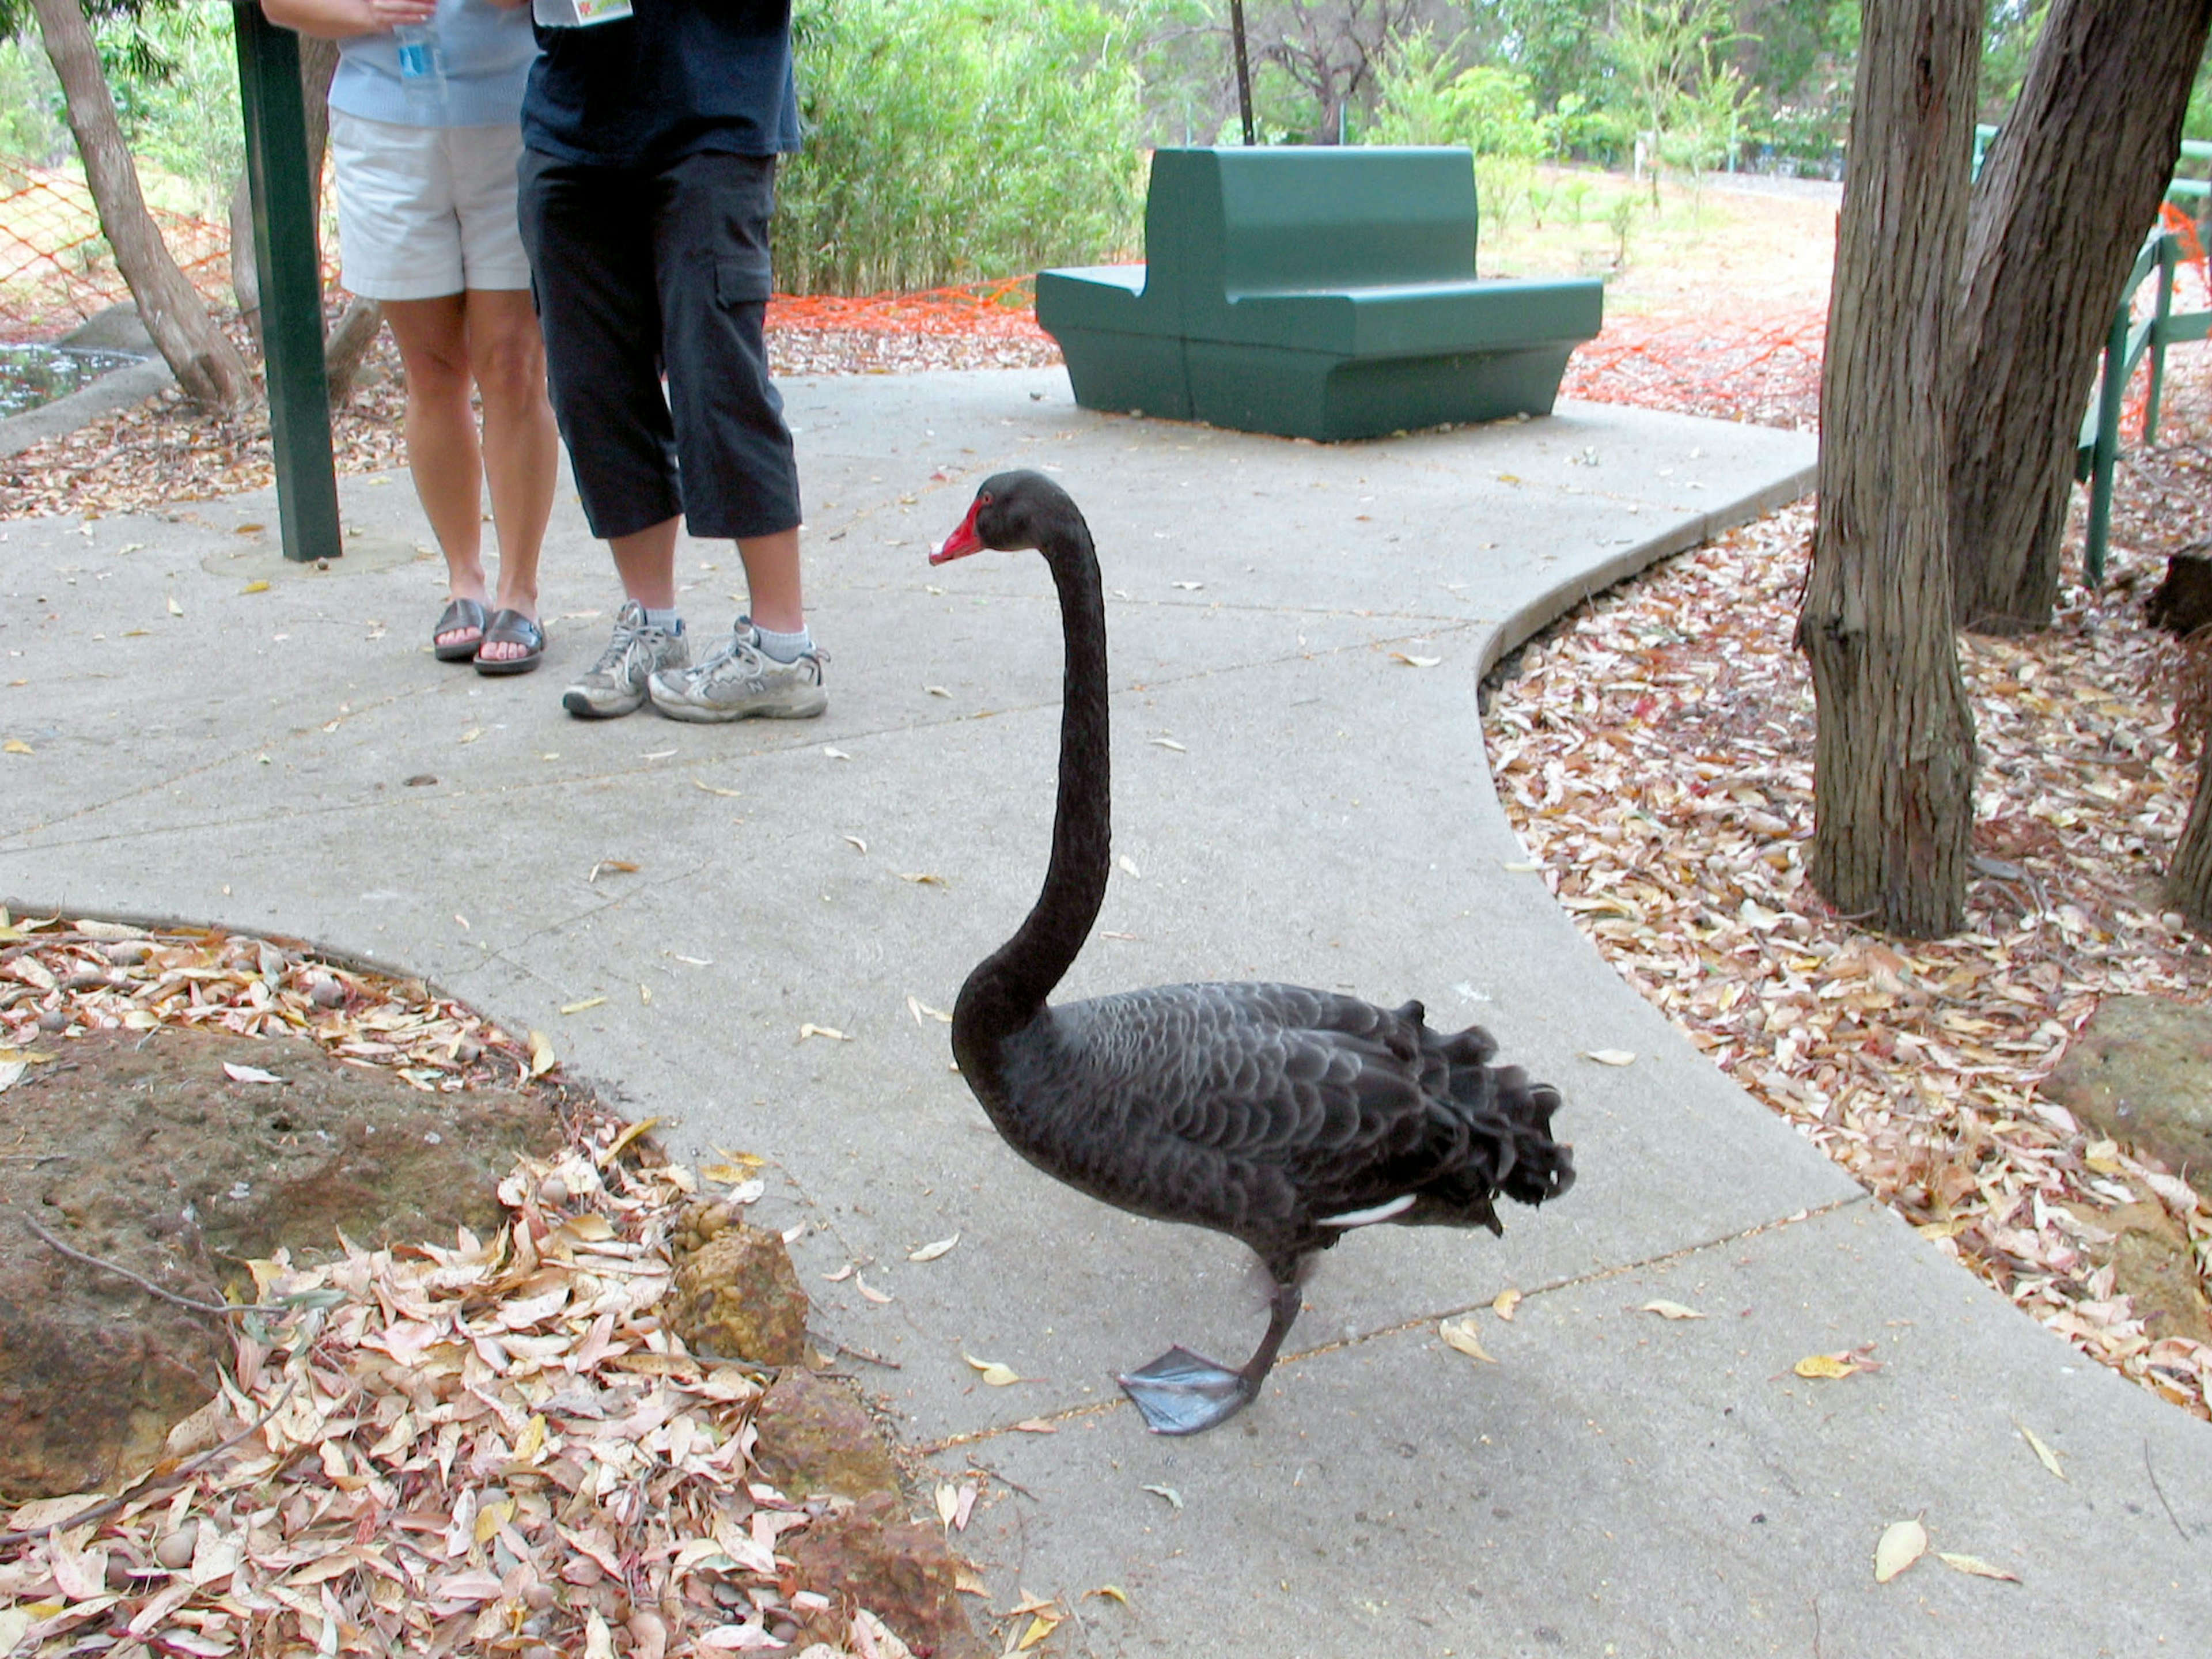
[266,0,557,673]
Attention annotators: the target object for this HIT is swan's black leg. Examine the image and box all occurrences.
[1116,1277,1305,1435]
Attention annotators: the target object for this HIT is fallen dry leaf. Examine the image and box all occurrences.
[2017,1420,2068,1480]
[1391,652,1442,668]
[798,1022,850,1042]
[1493,1287,1522,1321]
[963,1353,1021,1386]
[561,996,608,1015]
[1793,1348,1880,1380]
[1874,1518,1928,1583]
[908,1233,960,1262]
[1140,1483,1182,1509]
[3,739,32,755]
[219,1062,282,1085]
[1584,1048,1638,1067]
[1641,1300,1705,1320]
[1938,1551,2021,1582]
[1438,1316,1495,1363]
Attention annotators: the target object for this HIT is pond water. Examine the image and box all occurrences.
[0,342,143,420]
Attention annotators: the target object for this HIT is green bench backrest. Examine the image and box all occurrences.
[1146,146,1481,321]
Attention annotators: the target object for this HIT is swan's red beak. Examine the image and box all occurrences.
[931,497,984,565]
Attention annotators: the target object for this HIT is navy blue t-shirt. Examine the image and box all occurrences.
[523,0,800,167]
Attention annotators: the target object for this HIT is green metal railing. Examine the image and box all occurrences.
[2078,224,2211,584]
[1972,124,2211,585]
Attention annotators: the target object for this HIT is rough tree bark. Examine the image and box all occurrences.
[1949,0,2212,632]
[30,0,252,411]
[1796,0,1980,938]
[2169,762,2212,928]
[2165,634,2212,926]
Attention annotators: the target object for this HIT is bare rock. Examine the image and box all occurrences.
[783,1492,988,1659]
[665,1203,809,1366]
[2043,995,2212,1179]
[2064,1196,2212,1343]
[0,1027,556,1498]
[752,1369,902,1501]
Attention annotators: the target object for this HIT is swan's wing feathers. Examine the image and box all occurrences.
[1066,983,1446,1171]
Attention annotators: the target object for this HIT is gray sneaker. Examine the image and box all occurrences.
[647,617,828,722]
[562,600,689,719]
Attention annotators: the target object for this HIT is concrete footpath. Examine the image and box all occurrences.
[3,369,2206,1656]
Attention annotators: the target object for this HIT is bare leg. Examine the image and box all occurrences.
[1117,1274,1305,1435]
[609,517,680,610]
[734,526,802,634]
[384,296,486,654]
[464,288,557,664]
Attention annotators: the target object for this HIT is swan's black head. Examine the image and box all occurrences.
[931,470,1084,565]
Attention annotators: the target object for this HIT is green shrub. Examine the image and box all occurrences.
[775,0,1151,295]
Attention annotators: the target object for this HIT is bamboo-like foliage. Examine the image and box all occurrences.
[774,0,1154,296]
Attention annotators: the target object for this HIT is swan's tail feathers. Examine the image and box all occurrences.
[1491,1066,1575,1208]
[1410,1027,1575,1225]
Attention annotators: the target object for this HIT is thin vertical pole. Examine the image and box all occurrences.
[1229,0,1255,146]
[2085,300,2129,588]
[2145,230,2177,445]
[233,3,341,564]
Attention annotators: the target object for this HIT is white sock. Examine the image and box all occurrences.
[643,607,682,634]
[755,623,813,662]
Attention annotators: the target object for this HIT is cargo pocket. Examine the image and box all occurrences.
[715,254,772,306]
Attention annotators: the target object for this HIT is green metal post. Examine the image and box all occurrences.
[232,3,341,564]
[2085,300,2129,588]
[2145,230,2177,446]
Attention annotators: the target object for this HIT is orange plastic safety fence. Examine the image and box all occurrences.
[766,275,1047,339]
[0,162,236,340]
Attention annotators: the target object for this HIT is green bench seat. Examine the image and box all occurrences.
[1036,147,1604,441]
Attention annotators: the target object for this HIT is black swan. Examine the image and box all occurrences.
[930,471,1574,1435]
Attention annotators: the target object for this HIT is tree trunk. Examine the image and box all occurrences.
[322,294,382,405]
[1796,0,1980,938]
[30,0,252,411]
[1948,0,2212,632]
[2169,756,2212,929]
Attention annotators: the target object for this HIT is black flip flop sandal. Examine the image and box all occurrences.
[433,597,488,662]
[474,608,544,676]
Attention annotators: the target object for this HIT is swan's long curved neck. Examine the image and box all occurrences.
[953,521,1111,1090]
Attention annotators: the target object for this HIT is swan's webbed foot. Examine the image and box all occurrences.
[1116,1347,1257,1435]
[1116,1277,1304,1435]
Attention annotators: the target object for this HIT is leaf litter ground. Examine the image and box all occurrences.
[0,918,967,1659]
[1486,417,2212,1425]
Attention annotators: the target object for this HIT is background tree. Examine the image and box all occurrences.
[21,0,248,408]
[1948,0,2212,632]
[1247,0,1424,142]
[1796,0,1981,938]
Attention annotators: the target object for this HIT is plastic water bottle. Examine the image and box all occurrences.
[393,24,446,121]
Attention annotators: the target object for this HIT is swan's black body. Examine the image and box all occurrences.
[932,471,1573,1433]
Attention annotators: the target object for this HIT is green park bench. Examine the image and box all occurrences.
[1035,146,1605,442]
